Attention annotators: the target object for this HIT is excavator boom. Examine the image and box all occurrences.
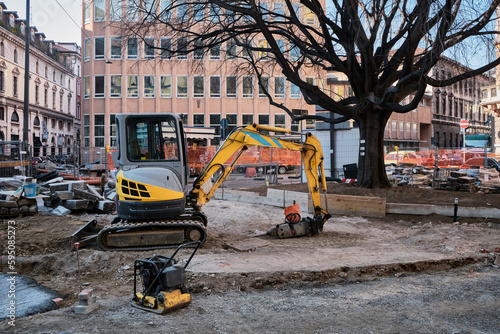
[188,124,330,222]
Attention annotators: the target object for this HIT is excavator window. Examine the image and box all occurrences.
[126,116,180,162]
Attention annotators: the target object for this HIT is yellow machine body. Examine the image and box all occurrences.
[131,290,192,315]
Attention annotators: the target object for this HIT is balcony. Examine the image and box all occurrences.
[480,84,500,116]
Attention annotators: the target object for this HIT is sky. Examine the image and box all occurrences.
[4,0,81,44]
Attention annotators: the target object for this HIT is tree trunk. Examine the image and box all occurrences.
[357,110,392,188]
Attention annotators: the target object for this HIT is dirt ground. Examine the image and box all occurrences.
[1,183,500,333]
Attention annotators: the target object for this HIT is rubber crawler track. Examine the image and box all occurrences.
[97,220,207,251]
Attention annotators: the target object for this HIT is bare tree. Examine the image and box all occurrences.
[117,0,500,188]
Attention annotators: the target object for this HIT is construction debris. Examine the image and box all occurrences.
[42,180,115,214]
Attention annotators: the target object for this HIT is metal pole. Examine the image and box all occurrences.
[23,0,30,143]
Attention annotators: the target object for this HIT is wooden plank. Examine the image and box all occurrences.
[309,194,386,218]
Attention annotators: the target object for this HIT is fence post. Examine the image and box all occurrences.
[434,146,438,169]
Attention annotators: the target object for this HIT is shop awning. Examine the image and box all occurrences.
[185,127,216,140]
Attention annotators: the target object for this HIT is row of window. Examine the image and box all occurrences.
[83,113,306,147]
[385,121,419,139]
[84,36,301,62]
[0,107,73,132]
[85,0,315,26]
[83,74,312,99]
[434,94,488,123]
[0,43,70,87]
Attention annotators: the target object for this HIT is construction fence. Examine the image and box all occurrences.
[384,146,496,169]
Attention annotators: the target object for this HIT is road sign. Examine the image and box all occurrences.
[220,118,228,129]
[460,119,469,129]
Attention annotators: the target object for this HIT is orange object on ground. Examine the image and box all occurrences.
[284,203,301,223]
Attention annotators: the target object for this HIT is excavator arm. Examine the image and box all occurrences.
[188,124,330,227]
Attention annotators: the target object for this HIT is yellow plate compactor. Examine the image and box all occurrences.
[131,241,200,314]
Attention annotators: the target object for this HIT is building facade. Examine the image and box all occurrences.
[81,0,326,148]
[0,3,79,156]
[431,58,491,149]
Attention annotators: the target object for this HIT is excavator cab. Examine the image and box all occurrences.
[115,114,190,220]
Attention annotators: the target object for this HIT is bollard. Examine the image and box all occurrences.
[453,198,458,223]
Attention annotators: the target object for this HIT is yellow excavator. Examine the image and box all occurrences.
[96,113,331,251]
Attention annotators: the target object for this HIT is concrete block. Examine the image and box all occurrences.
[73,189,100,202]
[74,302,98,314]
[49,181,87,193]
[0,200,18,208]
[63,199,90,210]
[17,198,37,207]
[86,185,104,199]
[97,200,115,212]
[55,191,74,200]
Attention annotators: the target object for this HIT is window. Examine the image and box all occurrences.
[258,114,269,125]
[127,38,138,59]
[0,42,4,57]
[226,114,237,133]
[13,49,17,63]
[193,76,204,98]
[144,38,156,59]
[242,76,253,98]
[127,75,138,98]
[413,123,417,139]
[94,0,106,21]
[44,87,49,105]
[209,3,221,23]
[53,71,56,82]
[110,75,122,97]
[83,38,90,61]
[110,0,122,21]
[304,7,315,25]
[209,114,221,145]
[258,39,268,59]
[193,40,205,60]
[84,1,91,24]
[274,3,284,21]
[111,37,122,59]
[95,37,105,60]
[226,40,237,60]
[60,92,64,111]
[94,76,105,98]
[0,107,5,121]
[210,76,221,98]
[274,77,285,98]
[242,115,253,125]
[193,114,204,127]
[399,121,404,138]
[11,111,19,123]
[193,2,205,21]
[275,114,286,128]
[35,85,39,103]
[0,71,4,91]
[67,96,71,113]
[110,114,117,147]
[276,40,286,58]
[259,77,269,98]
[45,66,48,78]
[144,75,155,98]
[290,82,300,98]
[84,77,90,99]
[226,76,237,98]
[160,0,172,21]
[13,76,18,96]
[177,38,188,60]
[127,0,139,21]
[143,0,156,21]
[34,116,40,126]
[160,38,172,59]
[83,115,90,147]
[209,44,221,60]
[177,0,188,22]
[94,115,105,147]
[177,75,188,98]
[160,76,172,98]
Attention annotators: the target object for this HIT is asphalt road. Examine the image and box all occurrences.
[3,266,499,334]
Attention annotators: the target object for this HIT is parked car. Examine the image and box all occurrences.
[384,151,420,165]
[464,157,500,172]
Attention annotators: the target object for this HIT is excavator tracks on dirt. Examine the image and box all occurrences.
[97,219,207,251]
